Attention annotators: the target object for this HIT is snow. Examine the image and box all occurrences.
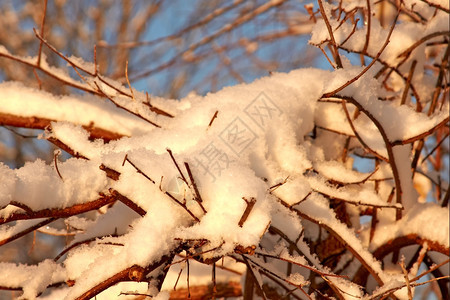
[0,81,156,137]
[370,203,450,250]
[1,58,448,297]
[0,260,66,300]
[0,218,50,243]
[0,1,448,298]
[1,158,108,212]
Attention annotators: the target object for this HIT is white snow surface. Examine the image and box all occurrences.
[1,64,448,298]
[0,18,449,297]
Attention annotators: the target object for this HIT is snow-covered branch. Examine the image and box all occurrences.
[0,0,448,299]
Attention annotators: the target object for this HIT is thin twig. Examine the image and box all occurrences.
[362,0,371,58]
[167,148,188,184]
[0,218,56,247]
[323,8,401,98]
[208,110,219,129]
[93,81,161,127]
[53,150,64,181]
[341,100,388,161]
[125,61,136,101]
[238,197,256,227]
[318,0,343,68]
[110,189,146,217]
[399,258,413,300]
[36,0,48,67]
[184,162,207,213]
[122,154,156,184]
[400,60,417,105]
[165,191,200,222]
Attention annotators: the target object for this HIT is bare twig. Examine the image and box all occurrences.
[36,0,48,67]
[125,60,136,101]
[208,110,219,129]
[122,154,156,184]
[110,189,146,217]
[323,8,400,98]
[238,197,256,227]
[165,191,200,222]
[53,149,63,181]
[184,162,207,213]
[318,0,343,68]
[167,148,188,184]
[1,194,115,225]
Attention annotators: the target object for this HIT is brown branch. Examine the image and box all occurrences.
[429,43,450,116]
[400,60,417,105]
[238,197,256,227]
[362,0,371,58]
[93,81,161,128]
[36,0,48,67]
[391,116,449,145]
[0,218,56,247]
[256,251,346,279]
[46,136,88,159]
[54,150,63,181]
[420,0,450,12]
[340,18,359,46]
[1,193,116,224]
[208,110,219,128]
[397,31,450,60]
[399,258,413,300]
[124,60,136,101]
[318,45,337,68]
[54,236,98,262]
[165,191,200,222]
[122,155,156,184]
[110,189,146,217]
[242,255,268,300]
[184,162,206,213]
[0,112,124,142]
[170,282,242,300]
[353,234,449,286]
[313,189,401,209]
[421,132,450,165]
[274,195,385,287]
[1,32,173,121]
[322,8,400,98]
[332,95,405,219]
[33,68,42,90]
[244,255,314,300]
[75,260,166,300]
[0,52,97,94]
[318,0,343,68]
[99,164,121,180]
[341,100,388,162]
[167,148,188,184]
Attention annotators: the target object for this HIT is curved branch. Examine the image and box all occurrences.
[274,195,385,287]
[75,252,175,300]
[0,112,125,142]
[322,8,400,98]
[331,95,404,217]
[353,234,449,286]
[1,193,116,224]
[0,218,56,247]
[391,117,449,146]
